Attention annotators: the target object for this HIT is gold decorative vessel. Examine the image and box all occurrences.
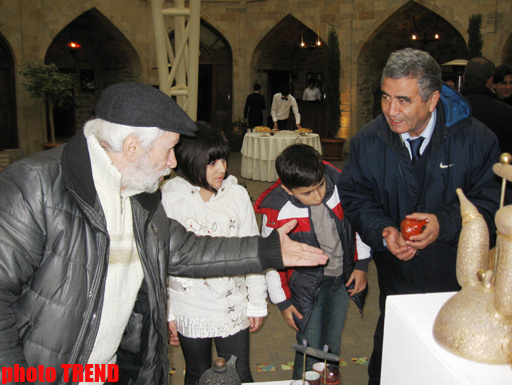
[433,155,512,366]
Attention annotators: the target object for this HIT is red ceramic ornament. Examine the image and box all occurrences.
[400,218,428,241]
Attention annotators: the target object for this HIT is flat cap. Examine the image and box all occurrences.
[95,82,197,136]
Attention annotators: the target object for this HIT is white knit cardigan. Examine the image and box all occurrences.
[161,175,267,338]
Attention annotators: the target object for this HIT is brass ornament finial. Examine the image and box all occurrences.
[500,152,512,165]
[433,160,512,366]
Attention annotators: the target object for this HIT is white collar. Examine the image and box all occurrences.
[85,133,141,198]
[400,109,437,154]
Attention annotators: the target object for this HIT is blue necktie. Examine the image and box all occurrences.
[407,137,425,164]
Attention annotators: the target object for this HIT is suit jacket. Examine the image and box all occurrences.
[244,92,266,127]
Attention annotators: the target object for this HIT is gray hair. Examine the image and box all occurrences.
[381,48,442,101]
[464,57,495,87]
[83,118,163,152]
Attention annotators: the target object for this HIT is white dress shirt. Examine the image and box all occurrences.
[271,93,301,124]
[303,86,321,101]
[400,109,437,159]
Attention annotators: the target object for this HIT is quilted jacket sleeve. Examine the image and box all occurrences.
[167,219,284,277]
[0,162,47,371]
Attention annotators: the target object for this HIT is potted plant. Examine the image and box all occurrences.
[19,62,75,148]
[321,27,345,160]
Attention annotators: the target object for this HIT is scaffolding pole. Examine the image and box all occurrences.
[150,0,200,121]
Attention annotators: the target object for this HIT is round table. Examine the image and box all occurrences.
[240,132,323,181]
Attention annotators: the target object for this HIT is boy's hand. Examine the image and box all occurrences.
[277,220,328,266]
[168,321,180,345]
[249,316,264,332]
[281,305,302,331]
[345,270,367,296]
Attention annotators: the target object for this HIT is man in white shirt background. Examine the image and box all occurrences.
[271,84,302,130]
[302,79,322,101]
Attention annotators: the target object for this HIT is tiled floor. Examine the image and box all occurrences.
[168,152,380,385]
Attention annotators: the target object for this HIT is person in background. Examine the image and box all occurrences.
[462,57,512,154]
[492,64,512,106]
[244,83,266,128]
[271,83,302,131]
[0,82,328,385]
[442,75,456,90]
[302,79,322,101]
[162,124,267,384]
[338,48,501,385]
[255,144,370,380]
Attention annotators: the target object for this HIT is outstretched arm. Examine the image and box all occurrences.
[168,219,327,277]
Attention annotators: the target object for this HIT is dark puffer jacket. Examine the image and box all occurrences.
[255,163,370,332]
[339,84,501,296]
[0,132,282,385]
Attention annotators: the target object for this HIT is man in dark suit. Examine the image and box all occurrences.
[243,83,266,128]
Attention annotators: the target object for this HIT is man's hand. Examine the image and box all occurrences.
[277,219,328,266]
[345,269,367,296]
[249,316,264,332]
[296,123,302,130]
[273,121,278,130]
[168,321,180,345]
[382,226,416,261]
[404,213,439,249]
[281,305,302,331]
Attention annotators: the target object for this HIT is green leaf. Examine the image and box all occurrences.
[19,62,75,107]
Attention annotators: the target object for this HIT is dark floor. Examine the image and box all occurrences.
[168,152,380,385]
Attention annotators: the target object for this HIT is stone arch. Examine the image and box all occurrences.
[356,1,467,130]
[0,33,17,149]
[44,7,142,139]
[251,14,326,131]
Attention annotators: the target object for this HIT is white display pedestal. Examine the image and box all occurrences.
[381,292,511,385]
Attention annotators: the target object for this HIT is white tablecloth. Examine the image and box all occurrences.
[381,292,511,385]
[240,132,322,181]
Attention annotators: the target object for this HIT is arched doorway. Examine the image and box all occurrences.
[252,14,326,134]
[357,1,468,128]
[0,34,18,149]
[44,7,142,141]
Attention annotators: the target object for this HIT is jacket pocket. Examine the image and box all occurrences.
[119,312,143,353]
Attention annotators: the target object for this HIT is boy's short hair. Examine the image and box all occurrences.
[275,144,325,189]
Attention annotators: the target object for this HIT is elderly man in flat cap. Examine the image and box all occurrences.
[0,82,327,385]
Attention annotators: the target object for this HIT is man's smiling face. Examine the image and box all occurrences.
[381,77,439,137]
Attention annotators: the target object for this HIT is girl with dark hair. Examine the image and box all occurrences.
[161,123,267,384]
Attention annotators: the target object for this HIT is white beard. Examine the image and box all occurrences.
[122,152,171,193]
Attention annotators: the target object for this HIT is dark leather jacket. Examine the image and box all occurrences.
[0,132,282,385]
